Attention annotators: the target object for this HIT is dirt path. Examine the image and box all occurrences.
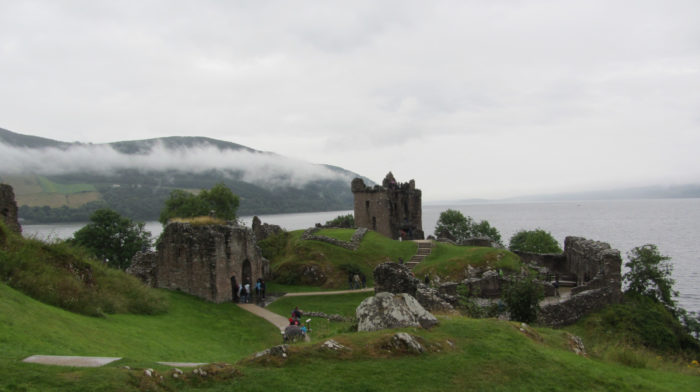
[236,303,290,331]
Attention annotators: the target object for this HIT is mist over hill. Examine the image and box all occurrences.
[0,127,370,223]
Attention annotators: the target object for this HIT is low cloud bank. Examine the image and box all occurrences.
[0,142,351,188]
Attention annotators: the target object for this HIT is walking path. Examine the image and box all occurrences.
[284,287,373,297]
[237,303,290,331]
[22,355,122,367]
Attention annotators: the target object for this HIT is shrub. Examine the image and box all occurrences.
[434,209,503,246]
[624,244,676,309]
[159,183,239,225]
[508,229,562,253]
[70,208,152,270]
[501,276,543,323]
[324,214,355,228]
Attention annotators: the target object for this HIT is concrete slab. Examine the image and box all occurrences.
[157,362,208,367]
[22,355,122,367]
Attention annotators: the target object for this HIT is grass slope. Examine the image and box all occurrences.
[413,241,521,280]
[263,229,417,288]
[0,283,282,391]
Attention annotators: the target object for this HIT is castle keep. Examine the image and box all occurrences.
[352,172,424,240]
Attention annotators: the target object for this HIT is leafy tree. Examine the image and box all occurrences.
[623,244,677,309]
[434,209,503,246]
[159,183,239,225]
[508,229,562,253]
[501,275,544,323]
[324,214,355,228]
[71,209,151,270]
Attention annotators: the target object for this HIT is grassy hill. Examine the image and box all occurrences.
[0,127,371,223]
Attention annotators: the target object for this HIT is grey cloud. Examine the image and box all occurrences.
[0,142,349,188]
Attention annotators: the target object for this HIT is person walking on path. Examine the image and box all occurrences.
[554,274,560,297]
[353,273,361,290]
[360,273,367,288]
[260,279,266,299]
[244,281,251,303]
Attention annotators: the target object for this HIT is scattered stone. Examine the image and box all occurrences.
[300,227,368,250]
[356,292,438,332]
[390,332,424,354]
[415,283,455,312]
[321,339,348,351]
[144,368,153,377]
[121,366,131,370]
[193,368,208,377]
[173,368,183,375]
[254,345,289,359]
[567,333,587,357]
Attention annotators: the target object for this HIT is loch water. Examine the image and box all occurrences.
[23,198,700,314]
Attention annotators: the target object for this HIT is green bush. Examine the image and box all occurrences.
[324,214,355,228]
[434,209,503,246]
[508,229,562,253]
[624,244,677,309]
[501,276,543,323]
[159,183,239,225]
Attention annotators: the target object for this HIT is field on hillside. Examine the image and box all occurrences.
[2,283,699,391]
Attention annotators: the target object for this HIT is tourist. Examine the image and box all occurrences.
[360,273,367,288]
[424,274,430,285]
[239,284,248,303]
[255,278,262,299]
[554,274,560,297]
[353,273,361,289]
[399,257,404,265]
[244,281,251,303]
[260,279,266,299]
[348,272,354,289]
[292,306,302,321]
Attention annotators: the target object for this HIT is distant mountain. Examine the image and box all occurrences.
[0,127,371,224]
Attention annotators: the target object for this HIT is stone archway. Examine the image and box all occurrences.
[242,259,252,287]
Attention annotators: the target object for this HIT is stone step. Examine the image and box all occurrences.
[416,249,431,255]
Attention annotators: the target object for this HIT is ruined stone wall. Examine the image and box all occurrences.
[152,222,269,303]
[563,236,622,297]
[0,184,21,234]
[252,216,283,242]
[352,173,423,240]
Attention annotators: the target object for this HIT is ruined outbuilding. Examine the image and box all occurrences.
[0,184,21,234]
[128,222,269,303]
[352,172,424,240]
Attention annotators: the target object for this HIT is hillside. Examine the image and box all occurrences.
[0,127,372,223]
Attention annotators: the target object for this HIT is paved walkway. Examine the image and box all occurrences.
[237,303,290,331]
[22,355,122,367]
[284,287,373,297]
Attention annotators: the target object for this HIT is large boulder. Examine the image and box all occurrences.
[373,262,419,297]
[356,292,438,332]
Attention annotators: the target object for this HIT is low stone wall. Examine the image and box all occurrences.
[538,287,619,327]
[252,216,283,241]
[301,227,368,250]
[0,184,21,234]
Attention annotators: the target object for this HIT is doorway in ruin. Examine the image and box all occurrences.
[230,276,238,302]
[242,259,252,286]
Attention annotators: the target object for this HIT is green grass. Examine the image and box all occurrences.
[0,222,165,316]
[266,292,372,340]
[315,228,356,241]
[413,242,522,281]
[37,175,96,194]
[264,230,417,288]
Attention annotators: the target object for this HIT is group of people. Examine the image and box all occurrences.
[348,272,367,289]
[232,277,266,303]
[284,306,308,342]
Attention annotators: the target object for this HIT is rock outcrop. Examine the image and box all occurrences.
[373,262,419,297]
[0,184,21,234]
[356,292,438,332]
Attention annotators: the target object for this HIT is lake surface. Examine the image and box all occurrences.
[22,198,700,314]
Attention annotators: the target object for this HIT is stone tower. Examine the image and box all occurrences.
[351,172,424,240]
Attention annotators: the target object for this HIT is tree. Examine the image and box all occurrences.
[508,229,562,254]
[324,214,355,228]
[434,209,503,246]
[71,209,152,270]
[623,244,677,309]
[159,183,239,225]
[502,276,544,323]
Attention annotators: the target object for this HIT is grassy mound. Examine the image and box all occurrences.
[568,295,700,363]
[0,222,165,317]
[260,229,417,288]
[412,241,522,281]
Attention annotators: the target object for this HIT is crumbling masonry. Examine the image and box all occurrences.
[0,184,21,234]
[352,172,424,240]
[128,222,269,303]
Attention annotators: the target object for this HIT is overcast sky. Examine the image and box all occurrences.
[1,0,699,201]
